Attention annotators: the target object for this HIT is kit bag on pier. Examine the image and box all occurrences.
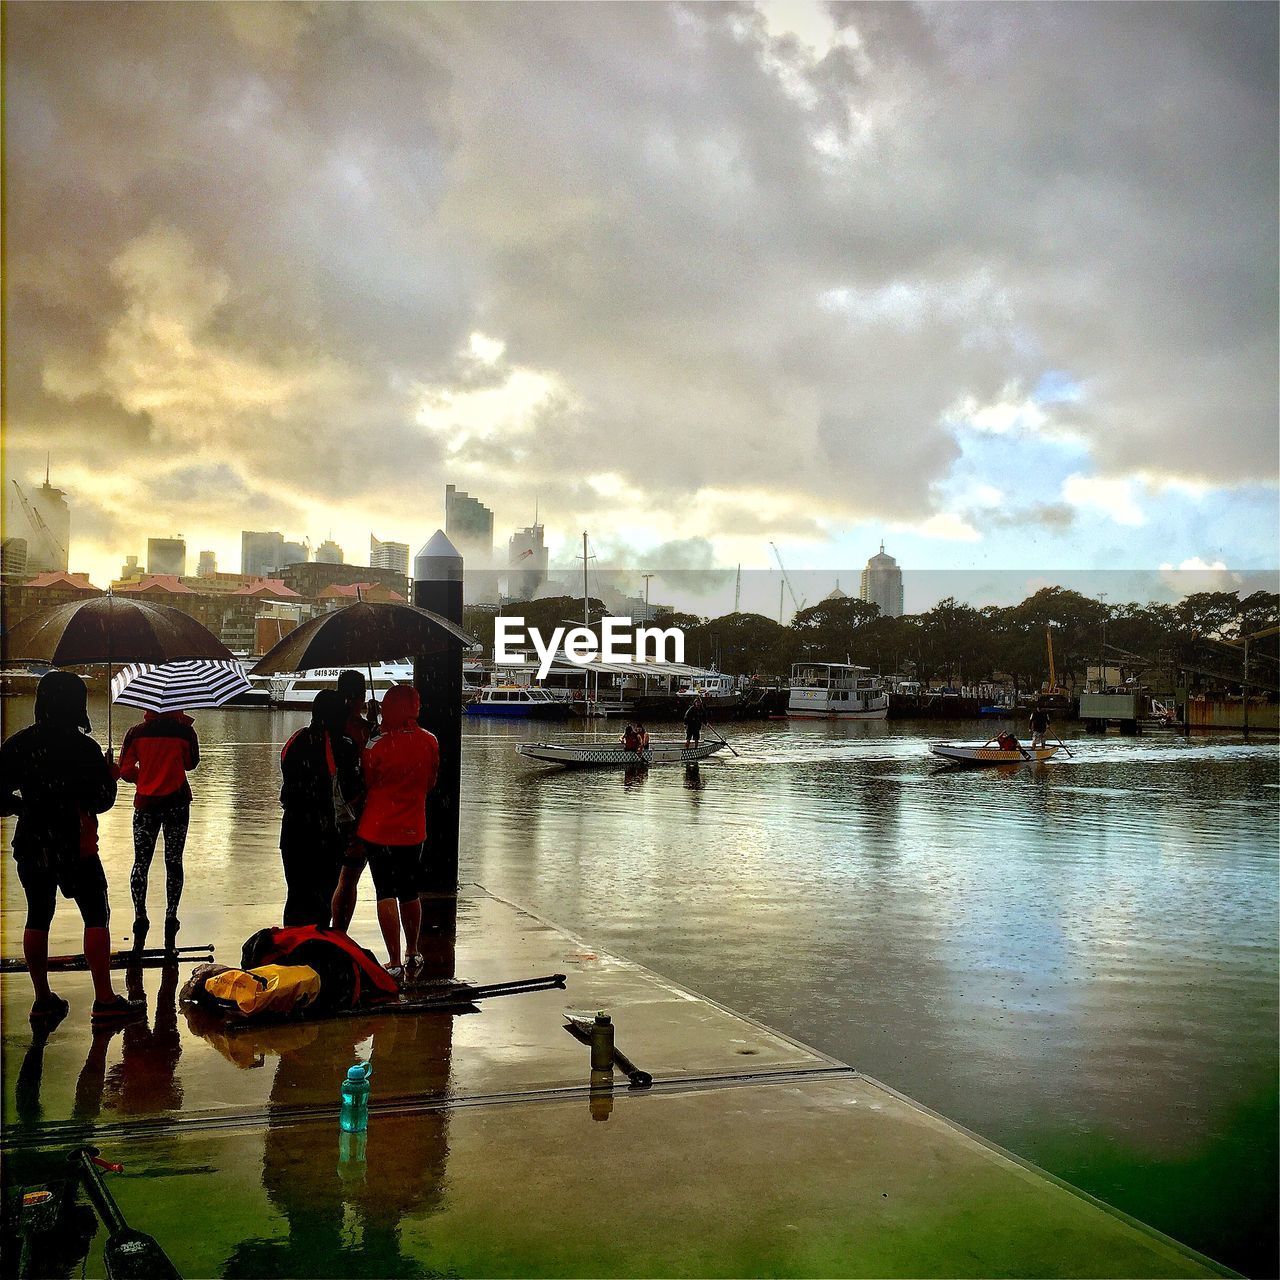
[198,964,323,1018]
[240,925,399,1011]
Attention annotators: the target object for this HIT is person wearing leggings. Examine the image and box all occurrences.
[0,671,144,1024]
[118,708,199,942]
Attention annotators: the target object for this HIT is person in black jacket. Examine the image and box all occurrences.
[0,671,144,1024]
[278,689,364,927]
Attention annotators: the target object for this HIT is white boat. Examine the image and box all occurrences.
[676,672,742,711]
[930,743,1060,766]
[465,685,574,719]
[517,739,728,767]
[788,663,888,719]
[260,661,415,707]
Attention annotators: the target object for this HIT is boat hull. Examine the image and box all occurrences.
[788,707,888,720]
[517,740,727,767]
[466,702,573,719]
[930,743,1059,766]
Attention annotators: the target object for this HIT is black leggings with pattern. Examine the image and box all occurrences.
[131,805,189,921]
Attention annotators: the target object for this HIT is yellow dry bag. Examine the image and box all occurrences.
[202,964,322,1017]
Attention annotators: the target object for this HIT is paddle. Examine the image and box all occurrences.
[1053,736,1074,758]
[707,727,739,757]
[72,1147,181,1279]
[2,945,213,973]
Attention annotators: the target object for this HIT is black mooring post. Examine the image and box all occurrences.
[413,530,463,895]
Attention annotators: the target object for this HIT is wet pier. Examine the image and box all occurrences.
[2,886,1228,1277]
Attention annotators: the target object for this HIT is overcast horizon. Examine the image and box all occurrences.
[4,2,1277,592]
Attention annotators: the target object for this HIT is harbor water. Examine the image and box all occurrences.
[2,697,1276,1276]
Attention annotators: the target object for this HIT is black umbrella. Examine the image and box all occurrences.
[2,595,234,747]
[250,601,475,675]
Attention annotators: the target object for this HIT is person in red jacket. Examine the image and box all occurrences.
[118,709,199,941]
[334,684,439,981]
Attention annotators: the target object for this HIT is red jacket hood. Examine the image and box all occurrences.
[143,710,194,726]
[380,685,420,731]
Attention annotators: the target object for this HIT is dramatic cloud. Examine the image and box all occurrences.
[4,1,1275,583]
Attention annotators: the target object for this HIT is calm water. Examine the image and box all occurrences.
[3,697,1277,1275]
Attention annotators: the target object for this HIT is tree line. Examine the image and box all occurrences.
[464,587,1280,694]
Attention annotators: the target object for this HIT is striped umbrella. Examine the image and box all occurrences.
[111,659,252,712]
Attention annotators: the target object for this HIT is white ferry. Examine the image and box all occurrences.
[258,661,415,707]
[464,685,574,719]
[675,672,742,711]
[787,663,889,719]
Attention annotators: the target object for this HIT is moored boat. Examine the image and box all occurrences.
[788,663,888,719]
[930,742,1059,766]
[516,739,728,767]
[465,685,574,719]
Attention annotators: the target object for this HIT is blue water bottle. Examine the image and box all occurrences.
[339,1062,371,1133]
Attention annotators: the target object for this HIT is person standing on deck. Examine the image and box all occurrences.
[0,672,144,1025]
[118,708,199,943]
[279,690,364,927]
[1029,705,1050,749]
[684,695,705,749]
[350,684,439,983]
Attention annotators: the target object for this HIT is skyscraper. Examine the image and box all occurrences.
[369,535,410,577]
[197,550,217,577]
[444,485,493,562]
[242,530,285,577]
[147,537,186,576]
[859,543,904,618]
[315,539,343,564]
[507,521,549,602]
[6,474,70,573]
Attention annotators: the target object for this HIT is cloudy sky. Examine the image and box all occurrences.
[5,1,1277,590]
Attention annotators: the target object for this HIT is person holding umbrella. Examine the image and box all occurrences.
[0,672,144,1024]
[279,690,364,927]
[117,707,200,943]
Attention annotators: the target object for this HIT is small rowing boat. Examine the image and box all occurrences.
[517,739,728,768]
[930,743,1059,766]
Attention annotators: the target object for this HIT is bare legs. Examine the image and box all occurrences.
[375,897,421,971]
[330,864,361,933]
[24,925,117,1007]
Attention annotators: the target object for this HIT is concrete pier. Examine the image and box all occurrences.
[1,887,1227,1278]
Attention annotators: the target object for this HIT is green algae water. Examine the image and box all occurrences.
[2,698,1276,1276]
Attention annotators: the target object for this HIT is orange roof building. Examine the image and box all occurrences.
[318,581,406,604]
[232,578,302,599]
[113,575,197,595]
[22,572,99,594]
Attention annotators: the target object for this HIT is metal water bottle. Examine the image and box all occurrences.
[339,1062,371,1133]
[590,1012,614,1071]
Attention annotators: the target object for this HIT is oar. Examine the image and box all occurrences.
[708,727,739,757]
[564,1016,654,1087]
[73,1147,181,1280]
[1053,736,1074,758]
[2,945,213,973]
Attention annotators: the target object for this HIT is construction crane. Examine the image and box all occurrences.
[770,542,806,622]
[11,481,66,567]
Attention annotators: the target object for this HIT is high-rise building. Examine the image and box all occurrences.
[2,538,29,579]
[315,539,343,564]
[120,555,141,581]
[859,542,904,618]
[197,550,217,577]
[147,537,186,577]
[370,535,410,577]
[6,473,70,574]
[280,540,308,568]
[444,485,493,562]
[507,522,548,602]
[242,531,285,577]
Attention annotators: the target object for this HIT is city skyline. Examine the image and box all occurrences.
[3,4,1276,599]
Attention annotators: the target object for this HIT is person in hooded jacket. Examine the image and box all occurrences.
[343,684,439,981]
[278,689,364,927]
[118,707,199,940]
[0,671,144,1024]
